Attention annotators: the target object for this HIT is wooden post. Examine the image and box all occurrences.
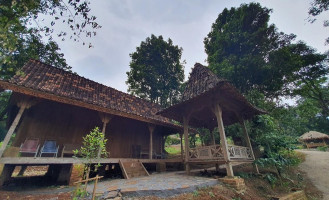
[148,124,155,159]
[180,133,184,160]
[214,103,234,177]
[97,113,112,158]
[0,100,33,158]
[183,116,190,174]
[240,119,259,174]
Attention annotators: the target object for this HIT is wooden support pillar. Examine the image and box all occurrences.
[240,119,259,174]
[180,133,184,160]
[98,113,113,158]
[0,164,15,187]
[183,116,190,174]
[148,124,155,160]
[214,103,234,177]
[0,100,34,158]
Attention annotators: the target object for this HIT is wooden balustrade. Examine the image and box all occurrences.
[227,145,253,160]
[189,144,253,161]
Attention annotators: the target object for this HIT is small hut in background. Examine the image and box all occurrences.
[299,131,329,149]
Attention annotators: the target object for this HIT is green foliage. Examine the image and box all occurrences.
[72,185,89,199]
[74,127,108,176]
[165,135,180,146]
[165,146,180,155]
[126,34,185,107]
[192,190,199,197]
[204,3,327,98]
[317,145,328,151]
[263,173,278,188]
[74,127,108,160]
[1,0,101,79]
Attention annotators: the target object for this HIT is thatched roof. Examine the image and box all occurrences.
[0,59,181,130]
[299,131,329,141]
[158,63,266,128]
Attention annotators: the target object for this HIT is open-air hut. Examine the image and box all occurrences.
[299,131,329,149]
[158,63,266,177]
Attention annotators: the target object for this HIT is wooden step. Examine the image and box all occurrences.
[119,159,149,179]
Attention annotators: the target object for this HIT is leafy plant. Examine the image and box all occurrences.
[317,146,328,152]
[192,190,199,197]
[73,126,108,193]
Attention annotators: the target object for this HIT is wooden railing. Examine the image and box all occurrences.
[189,145,224,160]
[189,144,253,161]
[227,145,253,160]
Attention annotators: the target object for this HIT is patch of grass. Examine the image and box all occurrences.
[165,146,181,155]
[192,190,199,197]
[317,146,328,152]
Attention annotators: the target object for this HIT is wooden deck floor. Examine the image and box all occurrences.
[0,157,183,165]
[0,157,253,165]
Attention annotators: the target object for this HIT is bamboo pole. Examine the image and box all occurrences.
[92,175,99,200]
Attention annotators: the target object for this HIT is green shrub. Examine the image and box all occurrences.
[165,135,181,146]
[317,146,328,152]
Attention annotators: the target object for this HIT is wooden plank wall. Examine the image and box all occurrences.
[10,98,168,158]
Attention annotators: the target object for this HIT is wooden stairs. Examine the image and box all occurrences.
[119,159,150,179]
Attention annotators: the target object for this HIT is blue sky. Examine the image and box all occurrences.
[50,0,329,92]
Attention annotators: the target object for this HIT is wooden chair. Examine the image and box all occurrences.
[19,138,40,157]
[61,144,81,157]
[39,140,59,157]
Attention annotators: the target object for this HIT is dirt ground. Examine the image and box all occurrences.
[0,151,324,200]
[297,149,329,199]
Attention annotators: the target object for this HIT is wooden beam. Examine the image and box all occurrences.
[0,99,34,158]
[213,103,234,177]
[148,124,155,160]
[183,116,190,174]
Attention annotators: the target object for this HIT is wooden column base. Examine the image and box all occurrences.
[225,162,234,177]
[0,164,15,187]
[185,163,190,175]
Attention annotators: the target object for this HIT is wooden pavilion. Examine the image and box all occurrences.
[299,131,329,149]
[158,63,266,177]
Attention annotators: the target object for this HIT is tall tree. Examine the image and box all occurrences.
[126,34,185,107]
[0,0,101,79]
[204,3,327,98]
